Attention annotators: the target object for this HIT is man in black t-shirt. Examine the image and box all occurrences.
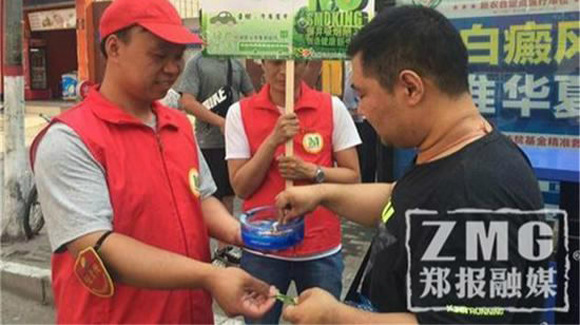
[274,5,545,325]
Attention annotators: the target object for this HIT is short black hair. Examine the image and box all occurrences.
[347,5,469,96]
[99,25,134,59]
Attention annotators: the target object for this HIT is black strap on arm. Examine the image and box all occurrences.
[227,59,233,89]
[344,244,372,302]
[93,230,113,252]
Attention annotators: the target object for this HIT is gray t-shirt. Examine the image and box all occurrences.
[34,118,217,252]
[176,54,254,149]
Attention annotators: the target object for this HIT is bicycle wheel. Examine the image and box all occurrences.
[211,246,242,267]
[23,186,45,239]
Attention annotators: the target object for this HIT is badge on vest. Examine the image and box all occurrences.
[189,168,200,198]
[74,246,114,297]
[302,133,324,154]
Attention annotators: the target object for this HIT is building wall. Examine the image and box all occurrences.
[1,0,4,98]
[169,0,199,19]
[89,0,199,18]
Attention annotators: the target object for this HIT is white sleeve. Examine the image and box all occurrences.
[225,102,251,160]
[332,96,362,152]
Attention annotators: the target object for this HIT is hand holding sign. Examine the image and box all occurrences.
[268,113,300,147]
[277,156,316,181]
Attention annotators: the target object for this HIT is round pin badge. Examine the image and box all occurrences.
[302,132,324,154]
[188,168,200,197]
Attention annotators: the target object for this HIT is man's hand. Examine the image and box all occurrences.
[206,267,276,319]
[277,156,316,181]
[267,113,300,147]
[234,227,244,247]
[283,288,418,324]
[275,185,323,220]
[282,288,340,324]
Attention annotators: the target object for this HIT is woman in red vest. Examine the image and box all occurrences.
[225,59,362,323]
[30,0,275,323]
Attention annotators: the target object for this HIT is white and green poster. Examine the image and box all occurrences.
[200,0,374,59]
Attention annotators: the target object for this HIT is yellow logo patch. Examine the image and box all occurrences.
[189,168,200,198]
[302,133,324,154]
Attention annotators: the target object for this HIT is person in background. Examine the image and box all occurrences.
[177,53,255,218]
[225,59,361,324]
[343,61,378,183]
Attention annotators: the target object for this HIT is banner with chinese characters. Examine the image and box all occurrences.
[401,0,579,149]
[199,0,374,59]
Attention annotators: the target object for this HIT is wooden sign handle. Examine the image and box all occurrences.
[285,60,295,189]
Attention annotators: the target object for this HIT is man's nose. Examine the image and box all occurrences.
[164,58,182,75]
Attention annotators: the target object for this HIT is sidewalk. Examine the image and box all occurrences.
[1,217,373,324]
[0,100,74,152]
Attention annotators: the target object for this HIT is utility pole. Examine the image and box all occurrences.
[76,0,90,83]
[1,0,26,241]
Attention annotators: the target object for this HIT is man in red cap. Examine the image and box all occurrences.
[29,0,275,323]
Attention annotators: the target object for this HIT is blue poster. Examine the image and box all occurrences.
[402,0,580,148]
[455,11,579,148]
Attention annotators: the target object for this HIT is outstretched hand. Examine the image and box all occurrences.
[282,288,340,324]
[207,267,276,319]
[275,185,323,222]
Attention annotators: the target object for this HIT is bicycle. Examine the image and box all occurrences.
[22,113,51,239]
[23,185,44,239]
[211,245,242,268]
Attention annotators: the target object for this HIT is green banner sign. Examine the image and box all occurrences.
[200,0,374,59]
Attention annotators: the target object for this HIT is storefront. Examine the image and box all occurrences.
[22,0,78,101]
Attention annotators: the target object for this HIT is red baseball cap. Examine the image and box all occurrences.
[99,0,202,45]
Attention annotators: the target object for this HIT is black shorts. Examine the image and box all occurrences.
[201,148,234,200]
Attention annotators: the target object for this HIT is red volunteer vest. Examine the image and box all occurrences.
[30,89,213,324]
[240,82,341,257]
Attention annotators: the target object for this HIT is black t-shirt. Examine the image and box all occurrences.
[362,130,544,324]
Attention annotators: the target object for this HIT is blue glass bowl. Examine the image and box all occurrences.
[240,206,305,251]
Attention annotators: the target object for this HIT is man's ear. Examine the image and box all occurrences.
[104,35,122,61]
[254,59,264,72]
[398,70,424,105]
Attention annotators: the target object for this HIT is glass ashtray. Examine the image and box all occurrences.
[240,206,304,251]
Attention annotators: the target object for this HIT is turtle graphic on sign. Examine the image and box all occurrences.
[302,133,324,154]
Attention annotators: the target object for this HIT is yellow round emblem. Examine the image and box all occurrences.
[302,133,324,154]
[188,168,200,198]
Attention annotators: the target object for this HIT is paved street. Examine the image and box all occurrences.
[1,289,55,324]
